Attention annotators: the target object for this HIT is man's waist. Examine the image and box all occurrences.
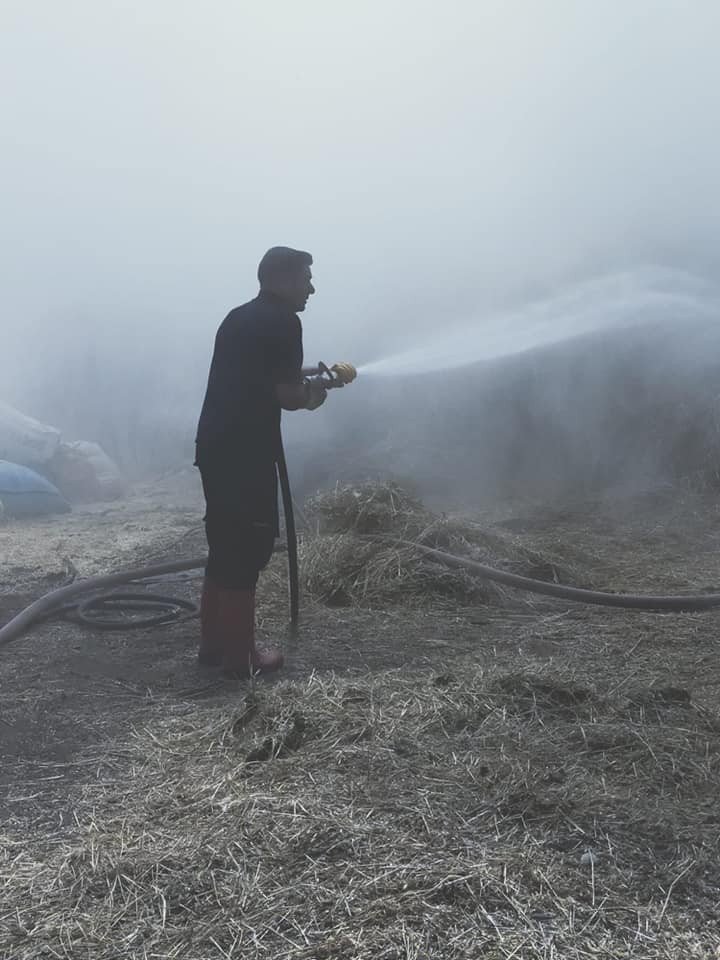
[195,431,282,460]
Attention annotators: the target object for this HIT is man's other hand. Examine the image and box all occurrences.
[304,378,327,410]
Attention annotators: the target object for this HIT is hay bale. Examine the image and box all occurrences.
[302,481,585,608]
[302,532,490,607]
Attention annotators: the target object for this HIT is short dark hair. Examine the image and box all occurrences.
[257,247,313,285]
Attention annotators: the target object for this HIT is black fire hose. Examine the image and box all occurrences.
[372,538,720,612]
[70,592,198,629]
[4,504,720,650]
[277,442,300,629]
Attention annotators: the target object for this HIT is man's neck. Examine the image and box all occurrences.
[258,287,291,308]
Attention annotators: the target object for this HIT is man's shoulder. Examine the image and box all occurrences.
[221,295,297,325]
[215,298,266,341]
[216,295,301,349]
[222,297,262,325]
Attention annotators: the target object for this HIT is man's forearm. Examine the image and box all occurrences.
[276,382,307,411]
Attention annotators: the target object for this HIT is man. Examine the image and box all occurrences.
[195,247,331,676]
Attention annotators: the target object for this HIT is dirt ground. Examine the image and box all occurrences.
[1,474,720,957]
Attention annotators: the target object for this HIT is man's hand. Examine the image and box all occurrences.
[276,383,307,410]
[304,377,327,410]
[276,378,327,411]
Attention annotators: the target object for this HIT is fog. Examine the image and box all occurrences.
[2,1,720,500]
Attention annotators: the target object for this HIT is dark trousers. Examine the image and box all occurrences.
[198,457,277,590]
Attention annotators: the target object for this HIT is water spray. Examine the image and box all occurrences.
[355,267,720,380]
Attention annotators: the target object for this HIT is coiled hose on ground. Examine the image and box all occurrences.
[0,558,206,648]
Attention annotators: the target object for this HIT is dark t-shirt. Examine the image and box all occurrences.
[195,291,303,465]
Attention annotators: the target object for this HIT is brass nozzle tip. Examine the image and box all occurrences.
[330,362,357,385]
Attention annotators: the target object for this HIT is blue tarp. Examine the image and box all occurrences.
[0,460,71,517]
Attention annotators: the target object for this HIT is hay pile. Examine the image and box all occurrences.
[301,481,583,607]
[3,663,719,959]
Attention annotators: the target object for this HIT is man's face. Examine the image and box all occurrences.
[282,265,315,312]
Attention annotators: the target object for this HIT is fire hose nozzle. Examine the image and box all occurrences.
[302,361,358,388]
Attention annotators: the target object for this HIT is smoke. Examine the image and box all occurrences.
[2,1,720,497]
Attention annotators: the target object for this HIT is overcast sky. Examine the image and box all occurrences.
[2,0,720,384]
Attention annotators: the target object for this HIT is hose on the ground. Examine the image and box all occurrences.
[3,532,720,650]
[369,536,720,612]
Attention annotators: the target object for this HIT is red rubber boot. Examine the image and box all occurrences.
[197,576,223,667]
[217,588,284,678]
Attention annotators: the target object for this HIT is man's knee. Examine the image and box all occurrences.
[252,523,275,570]
[205,518,275,589]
